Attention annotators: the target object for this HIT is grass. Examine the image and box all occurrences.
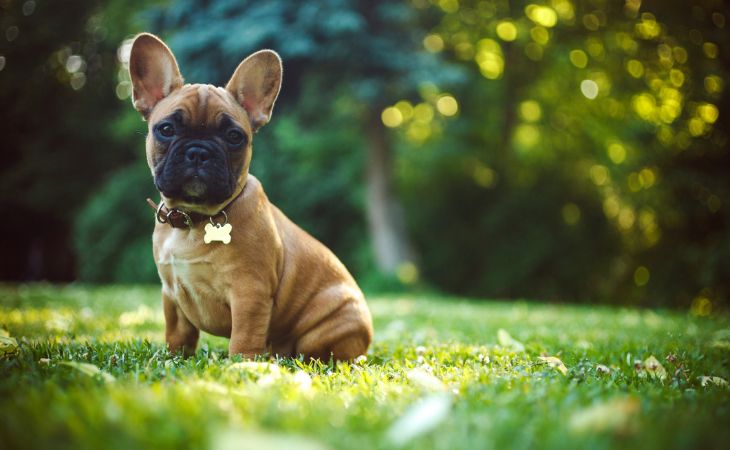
[0,284,729,450]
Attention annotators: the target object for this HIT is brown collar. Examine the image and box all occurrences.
[146,183,246,229]
[146,197,234,229]
[145,199,205,228]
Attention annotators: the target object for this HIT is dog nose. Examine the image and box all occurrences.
[185,146,209,163]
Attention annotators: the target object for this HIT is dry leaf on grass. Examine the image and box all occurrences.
[640,355,667,381]
[0,330,18,357]
[538,356,568,375]
[699,376,728,388]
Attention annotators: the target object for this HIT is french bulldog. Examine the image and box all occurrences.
[128,33,372,360]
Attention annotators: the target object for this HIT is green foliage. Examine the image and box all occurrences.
[0,0,154,280]
[3,0,729,309]
[74,161,158,283]
[1,285,729,449]
[386,0,730,307]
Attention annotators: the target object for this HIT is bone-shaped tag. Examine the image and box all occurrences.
[203,223,232,244]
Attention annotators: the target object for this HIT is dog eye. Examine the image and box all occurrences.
[156,122,175,139]
[226,129,245,145]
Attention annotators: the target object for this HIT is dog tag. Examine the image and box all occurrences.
[204,223,232,244]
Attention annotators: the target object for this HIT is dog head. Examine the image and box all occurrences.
[128,33,282,215]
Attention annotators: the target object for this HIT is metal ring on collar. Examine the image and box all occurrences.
[169,209,193,228]
[156,202,168,224]
[209,210,228,226]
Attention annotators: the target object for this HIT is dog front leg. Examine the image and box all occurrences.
[228,293,272,359]
[162,293,200,357]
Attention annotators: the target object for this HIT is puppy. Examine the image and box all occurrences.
[128,33,372,360]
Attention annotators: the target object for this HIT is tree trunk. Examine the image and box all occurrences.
[364,108,414,274]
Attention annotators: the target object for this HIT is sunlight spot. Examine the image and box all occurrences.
[602,196,618,218]
[582,14,600,31]
[519,100,542,122]
[472,163,497,188]
[607,143,626,164]
[589,165,609,185]
[707,194,722,213]
[525,5,558,27]
[513,124,540,149]
[698,103,719,124]
[669,69,685,87]
[65,55,85,73]
[580,80,599,99]
[553,0,575,21]
[673,46,688,64]
[704,75,723,94]
[395,100,414,121]
[496,21,517,41]
[635,13,661,39]
[632,93,656,120]
[712,12,726,28]
[423,34,444,53]
[438,0,459,13]
[413,103,434,122]
[475,39,504,79]
[397,262,419,285]
[436,95,459,116]
[382,107,403,128]
[626,59,643,78]
[569,49,588,68]
[688,117,706,137]
[530,26,549,44]
[639,168,656,188]
[627,173,642,192]
[562,203,581,225]
[618,208,635,229]
[634,266,650,286]
[703,42,718,59]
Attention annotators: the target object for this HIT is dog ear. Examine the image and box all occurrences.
[225,50,282,132]
[128,33,183,119]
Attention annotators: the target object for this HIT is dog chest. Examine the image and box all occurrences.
[155,230,232,337]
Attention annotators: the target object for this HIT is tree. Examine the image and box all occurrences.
[385,0,729,307]
[0,0,150,280]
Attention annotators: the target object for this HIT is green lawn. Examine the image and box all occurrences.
[1,285,728,450]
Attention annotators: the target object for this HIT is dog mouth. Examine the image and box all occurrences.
[181,177,207,199]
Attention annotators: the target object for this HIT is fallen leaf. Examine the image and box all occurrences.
[60,361,115,383]
[699,376,728,388]
[386,393,453,446]
[569,397,640,435]
[596,364,610,375]
[642,355,667,381]
[497,329,525,352]
[538,356,568,375]
[0,332,18,357]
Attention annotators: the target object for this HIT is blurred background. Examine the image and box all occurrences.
[0,0,728,311]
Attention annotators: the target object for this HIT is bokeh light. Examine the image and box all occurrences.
[580,79,599,99]
[496,21,517,41]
